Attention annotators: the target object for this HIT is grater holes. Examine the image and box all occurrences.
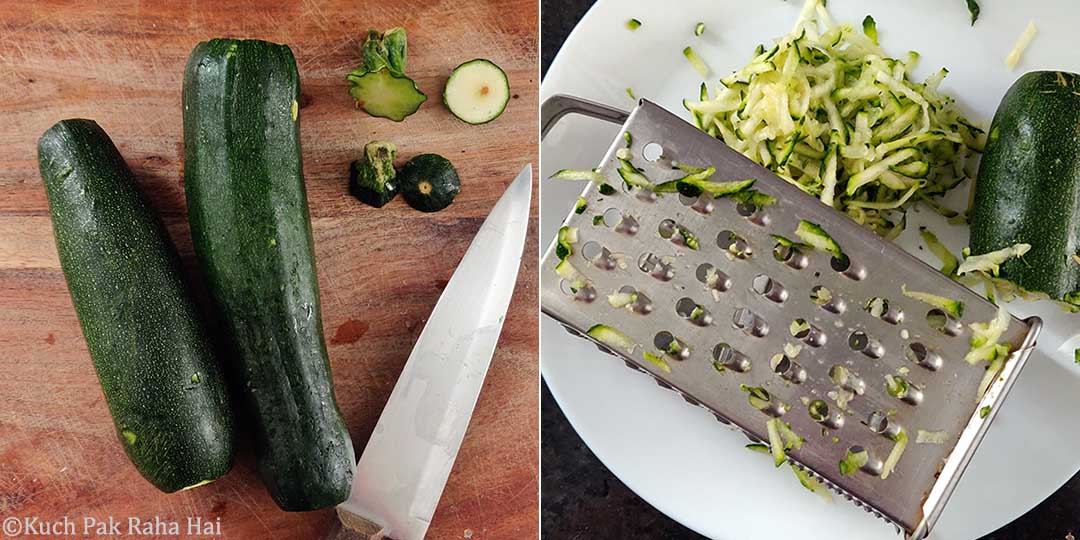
[658,219,676,239]
[810,285,845,314]
[829,364,866,394]
[658,219,699,249]
[772,243,808,270]
[713,343,751,372]
[675,297,712,326]
[559,279,596,302]
[654,331,690,360]
[642,142,664,162]
[808,399,843,428]
[770,354,806,384]
[906,342,942,371]
[789,318,826,347]
[733,307,769,337]
[601,208,623,227]
[637,252,674,281]
[926,309,962,336]
[831,254,865,280]
[865,297,903,324]
[847,445,883,475]
[718,230,752,259]
[735,201,769,226]
[866,411,901,439]
[885,375,923,405]
[580,241,616,270]
[615,285,653,314]
[696,263,732,292]
[848,331,884,359]
[752,274,787,303]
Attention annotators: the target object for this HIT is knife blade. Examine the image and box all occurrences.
[335,164,533,540]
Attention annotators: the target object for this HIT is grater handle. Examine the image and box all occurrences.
[540,94,629,138]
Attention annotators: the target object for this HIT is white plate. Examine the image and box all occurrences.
[541,1,1080,539]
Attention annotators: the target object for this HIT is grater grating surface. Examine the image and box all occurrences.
[540,96,1041,539]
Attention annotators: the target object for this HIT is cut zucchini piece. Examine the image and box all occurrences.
[574,197,588,214]
[839,447,869,476]
[795,220,842,259]
[683,46,710,79]
[694,22,705,37]
[956,243,1031,277]
[965,305,1010,365]
[349,28,426,121]
[919,227,958,276]
[1005,21,1037,70]
[587,324,636,354]
[347,69,427,122]
[550,169,607,183]
[348,141,398,208]
[616,158,653,190]
[626,18,642,31]
[398,154,460,212]
[444,59,510,125]
[766,418,786,467]
[643,351,672,373]
[880,429,908,480]
[901,284,964,318]
[556,226,578,260]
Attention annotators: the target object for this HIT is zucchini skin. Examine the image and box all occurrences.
[182,39,355,511]
[971,71,1080,299]
[38,119,234,493]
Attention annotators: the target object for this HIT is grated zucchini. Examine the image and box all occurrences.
[1005,21,1037,70]
[901,283,963,318]
[684,0,983,236]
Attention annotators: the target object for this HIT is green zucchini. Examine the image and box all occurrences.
[970,71,1080,300]
[443,59,510,125]
[398,153,461,212]
[183,38,354,511]
[349,140,398,208]
[38,119,234,493]
[348,29,427,122]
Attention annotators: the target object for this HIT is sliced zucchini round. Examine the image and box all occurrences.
[443,59,510,125]
[398,153,460,212]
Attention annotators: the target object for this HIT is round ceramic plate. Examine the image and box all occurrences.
[541,1,1080,539]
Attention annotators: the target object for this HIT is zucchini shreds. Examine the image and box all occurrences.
[643,351,672,373]
[607,291,637,309]
[965,305,1010,365]
[919,226,959,276]
[956,243,1031,277]
[683,46,711,79]
[766,418,786,467]
[861,15,878,45]
[839,447,868,476]
[556,226,578,260]
[790,463,832,501]
[626,87,637,100]
[1005,21,1037,70]
[694,22,706,37]
[598,183,616,195]
[901,283,964,318]
[795,220,843,258]
[1075,348,1080,365]
[687,0,981,236]
[550,169,607,183]
[880,429,908,480]
[626,19,642,31]
[555,259,588,292]
[574,197,588,214]
[965,0,981,26]
[746,443,770,454]
[586,324,636,354]
[916,429,949,444]
[980,405,991,418]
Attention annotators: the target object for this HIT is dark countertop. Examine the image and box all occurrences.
[540,1,1080,538]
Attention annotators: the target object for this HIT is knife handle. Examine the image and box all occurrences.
[335,507,390,540]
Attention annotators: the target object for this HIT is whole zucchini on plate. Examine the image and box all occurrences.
[182,39,355,511]
[971,71,1080,301]
[38,119,234,493]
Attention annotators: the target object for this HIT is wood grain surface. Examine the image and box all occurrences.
[0,1,539,539]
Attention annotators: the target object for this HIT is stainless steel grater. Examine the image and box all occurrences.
[540,95,1042,539]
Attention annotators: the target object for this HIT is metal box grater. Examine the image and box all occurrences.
[540,95,1042,539]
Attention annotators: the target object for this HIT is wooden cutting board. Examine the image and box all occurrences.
[0,1,538,538]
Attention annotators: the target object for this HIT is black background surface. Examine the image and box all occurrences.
[540,1,1080,538]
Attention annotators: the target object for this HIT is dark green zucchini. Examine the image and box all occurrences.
[38,119,233,493]
[970,71,1080,301]
[182,39,355,511]
[398,153,461,212]
[349,140,398,208]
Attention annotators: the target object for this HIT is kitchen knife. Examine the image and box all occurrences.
[335,164,532,540]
